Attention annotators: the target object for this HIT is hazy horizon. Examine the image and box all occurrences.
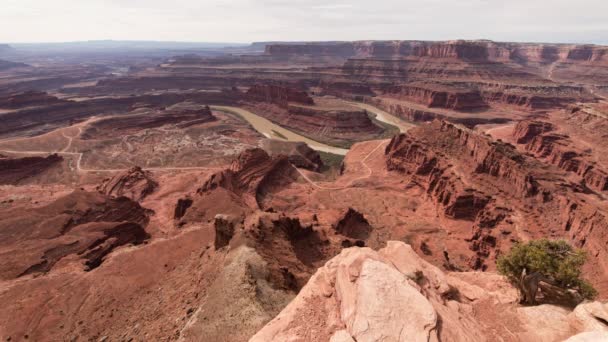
[5,38,608,46]
[2,0,608,45]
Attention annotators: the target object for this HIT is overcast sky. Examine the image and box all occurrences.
[2,0,607,44]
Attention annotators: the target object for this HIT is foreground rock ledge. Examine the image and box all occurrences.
[250,241,608,342]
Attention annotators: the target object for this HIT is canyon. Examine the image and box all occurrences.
[0,39,607,341]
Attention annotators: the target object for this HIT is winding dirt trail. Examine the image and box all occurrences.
[0,148,221,173]
[61,126,83,152]
[1,103,396,182]
[0,118,220,173]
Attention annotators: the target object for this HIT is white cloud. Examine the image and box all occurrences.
[0,0,606,44]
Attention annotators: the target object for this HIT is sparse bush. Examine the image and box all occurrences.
[497,239,597,304]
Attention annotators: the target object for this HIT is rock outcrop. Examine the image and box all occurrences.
[261,140,324,172]
[0,190,151,280]
[179,245,296,342]
[214,214,238,249]
[513,119,608,193]
[237,212,335,291]
[97,166,158,202]
[513,121,555,144]
[251,242,608,342]
[174,197,193,220]
[333,208,373,240]
[198,148,299,209]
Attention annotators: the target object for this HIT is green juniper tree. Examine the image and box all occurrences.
[497,239,597,305]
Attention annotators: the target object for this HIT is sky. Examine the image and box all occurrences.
[2,0,607,44]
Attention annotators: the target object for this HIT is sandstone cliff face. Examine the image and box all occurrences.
[97,166,158,202]
[481,90,574,109]
[286,105,382,134]
[250,242,608,342]
[367,97,442,122]
[265,42,356,57]
[375,81,585,112]
[384,83,488,111]
[514,120,608,193]
[384,120,608,289]
[385,133,491,220]
[266,40,608,65]
[342,58,411,78]
[387,121,538,201]
[513,120,555,144]
[477,81,592,109]
[269,40,494,60]
[567,105,608,133]
[0,154,63,185]
[246,84,314,108]
[559,197,608,289]
[317,80,374,97]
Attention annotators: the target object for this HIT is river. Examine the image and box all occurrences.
[212,103,413,156]
[347,102,415,133]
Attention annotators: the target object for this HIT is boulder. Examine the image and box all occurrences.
[250,241,608,342]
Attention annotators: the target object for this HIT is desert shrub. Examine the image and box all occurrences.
[497,239,597,301]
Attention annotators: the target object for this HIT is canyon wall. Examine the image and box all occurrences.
[383,83,488,111]
[246,84,314,108]
[513,120,608,193]
[265,40,608,65]
[384,120,608,289]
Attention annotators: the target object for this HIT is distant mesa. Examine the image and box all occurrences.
[0,44,25,70]
[0,44,14,53]
[0,91,65,109]
[0,58,27,71]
